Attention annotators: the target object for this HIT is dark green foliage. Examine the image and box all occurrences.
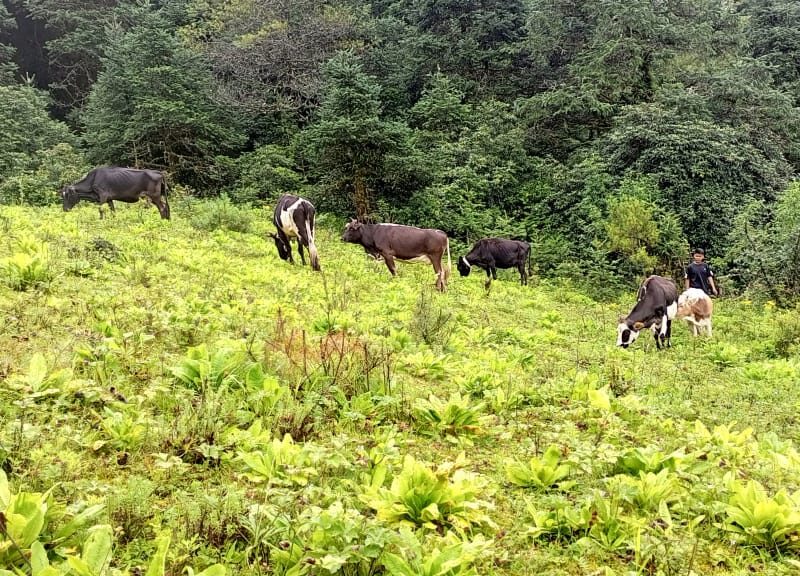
[0,84,73,177]
[226,145,305,204]
[23,0,119,117]
[0,2,16,84]
[602,101,789,254]
[299,51,412,218]
[81,3,244,189]
[182,0,362,131]
[0,84,82,206]
[3,0,800,300]
[726,183,800,303]
[371,0,530,100]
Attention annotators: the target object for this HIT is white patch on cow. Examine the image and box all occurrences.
[617,322,640,347]
[461,257,471,269]
[658,314,669,337]
[278,197,305,237]
[399,254,432,264]
[666,301,677,320]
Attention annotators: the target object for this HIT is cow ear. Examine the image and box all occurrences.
[633,321,645,330]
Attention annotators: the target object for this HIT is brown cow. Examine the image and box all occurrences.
[677,288,713,337]
[341,220,451,291]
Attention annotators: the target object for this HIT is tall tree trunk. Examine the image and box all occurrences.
[353,170,370,220]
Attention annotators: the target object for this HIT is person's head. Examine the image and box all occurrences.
[692,248,705,263]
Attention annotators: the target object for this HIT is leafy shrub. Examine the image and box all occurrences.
[362,454,495,535]
[188,196,252,232]
[772,310,800,357]
[409,288,453,347]
[413,392,487,441]
[382,531,490,576]
[228,144,304,204]
[272,501,392,575]
[0,143,88,206]
[0,470,107,572]
[1,241,55,291]
[0,85,75,180]
[723,479,800,553]
[505,445,573,491]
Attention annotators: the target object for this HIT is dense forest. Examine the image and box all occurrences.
[2,0,800,298]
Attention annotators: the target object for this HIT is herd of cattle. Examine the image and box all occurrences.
[59,168,714,349]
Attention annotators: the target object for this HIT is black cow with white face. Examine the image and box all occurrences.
[617,275,678,349]
[61,167,170,219]
[271,194,320,271]
[457,238,531,288]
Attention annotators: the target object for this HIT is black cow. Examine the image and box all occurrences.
[617,275,678,349]
[61,167,170,219]
[341,220,451,291]
[457,238,531,288]
[270,194,320,271]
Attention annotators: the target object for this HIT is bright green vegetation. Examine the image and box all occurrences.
[3,204,800,575]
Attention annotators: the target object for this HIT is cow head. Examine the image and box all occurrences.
[616,317,645,348]
[61,185,78,211]
[456,256,472,277]
[270,233,291,262]
[341,219,363,244]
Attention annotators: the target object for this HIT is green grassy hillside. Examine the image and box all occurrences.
[2,203,800,575]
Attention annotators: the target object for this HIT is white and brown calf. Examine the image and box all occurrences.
[677,288,713,337]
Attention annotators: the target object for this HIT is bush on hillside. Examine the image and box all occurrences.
[0,143,89,206]
[188,196,252,233]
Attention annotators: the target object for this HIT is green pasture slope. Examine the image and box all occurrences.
[3,203,800,576]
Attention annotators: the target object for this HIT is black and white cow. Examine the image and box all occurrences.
[617,275,678,349]
[271,194,320,271]
[341,220,451,291]
[61,167,170,219]
[457,238,531,288]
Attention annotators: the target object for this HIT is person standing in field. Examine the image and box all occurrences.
[685,248,718,296]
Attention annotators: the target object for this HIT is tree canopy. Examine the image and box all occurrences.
[3,0,800,296]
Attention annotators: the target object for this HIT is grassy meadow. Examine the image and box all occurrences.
[3,202,800,575]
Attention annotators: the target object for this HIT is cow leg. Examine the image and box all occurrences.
[665,318,672,347]
[281,230,295,264]
[652,325,661,349]
[383,255,397,276]
[108,200,116,215]
[518,263,527,285]
[433,257,446,291]
[297,241,307,266]
[484,268,492,290]
[706,318,712,337]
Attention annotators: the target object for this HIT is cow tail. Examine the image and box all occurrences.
[306,217,321,271]
[161,176,171,219]
[445,238,451,280]
[527,244,532,277]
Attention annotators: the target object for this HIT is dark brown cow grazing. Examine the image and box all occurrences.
[457,238,531,288]
[341,220,451,291]
[61,167,170,219]
[270,194,320,271]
